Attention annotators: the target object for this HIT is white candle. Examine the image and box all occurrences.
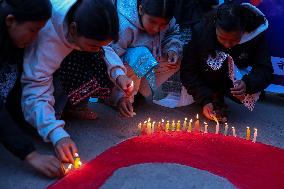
[224,123,228,136]
[252,128,258,143]
[215,123,220,134]
[152,121,156,133]
[204,122,208,133]
[232,127,236,137]
[183,118,188,131]
[147,118,152,134]
[212,116,219,134]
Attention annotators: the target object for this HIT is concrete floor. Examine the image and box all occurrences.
[0,93,283,189]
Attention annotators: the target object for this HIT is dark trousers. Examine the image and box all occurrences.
[1,79,35,160]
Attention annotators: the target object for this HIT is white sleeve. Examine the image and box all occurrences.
[21,23,71,145]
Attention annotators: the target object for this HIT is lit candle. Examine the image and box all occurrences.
[152,121,156,133]
[194,114,200,132]
[171,120,176,131]
[224,123,229,136]
[252,128,258,143]
[176,120,181,131]
[165,121,170,132]
[138,122,142,135]
[161,119,165,131]
[142,121,147,135]
[246,127,251,140]
[157,122,161,132]
[212,116,219,134]
[147,118,152,134]
[183,118,188,131]
[74,153,81,169]
[61,163,73,175]
[204,122,208,133]
[187,119,193,132]
[232,127,236,137]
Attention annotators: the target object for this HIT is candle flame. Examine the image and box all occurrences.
[225,123,228,126]
[196,114,199,119]
[190,119,193,122]
[185,118,187,121]
[204,122,207,125]
[74,153,79,157]
[247,127,250,129]
[68,164,72,169]
[148,118,151,122]
[144,121,147,123]
[78,161,82,166]
[178,120,180,123]
[167,120,169,123]
[162,119,164,122]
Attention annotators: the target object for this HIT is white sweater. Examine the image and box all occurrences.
[21,0,126,145]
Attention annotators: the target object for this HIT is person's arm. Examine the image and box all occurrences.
[180,30,213,107]
[242,33,274,94]
[162,18,183,59]
[109,15,135,57]
[21,25,70,146]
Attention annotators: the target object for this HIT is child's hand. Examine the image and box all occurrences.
[118,97,135,117]
[55,137,78,164]
[167,50,179,69]
[116,75,134,97]
[231,80,246,99]
[25,151,61,178]
[202,103,215,120]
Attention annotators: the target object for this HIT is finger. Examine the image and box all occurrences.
[62,146,74,164]
[50,157,61,170]
[46,165,60,178]
[126,101,133,113]
[119,107,131,117]
[43,168,55,178]
[56,147,69,163]
[231,89,245,96]
[70,142,78,157]
[122,102,132,116]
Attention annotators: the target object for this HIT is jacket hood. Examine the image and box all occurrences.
[239,3,269,44]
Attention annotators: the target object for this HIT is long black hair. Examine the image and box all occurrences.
[0,0,51,65]
[138,0,176,20]
[67,0,119,42]
[199,1,265,56]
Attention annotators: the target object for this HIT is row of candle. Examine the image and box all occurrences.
[137,114,258,143]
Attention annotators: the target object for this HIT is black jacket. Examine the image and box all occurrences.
[181,7,273,106]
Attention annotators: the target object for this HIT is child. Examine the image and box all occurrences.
[181,2,273,122]
[0,0,61,178]
[21,0,131,165]
[110,0,183,117]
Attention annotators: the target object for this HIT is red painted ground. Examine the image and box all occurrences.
[48,132,284,189]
